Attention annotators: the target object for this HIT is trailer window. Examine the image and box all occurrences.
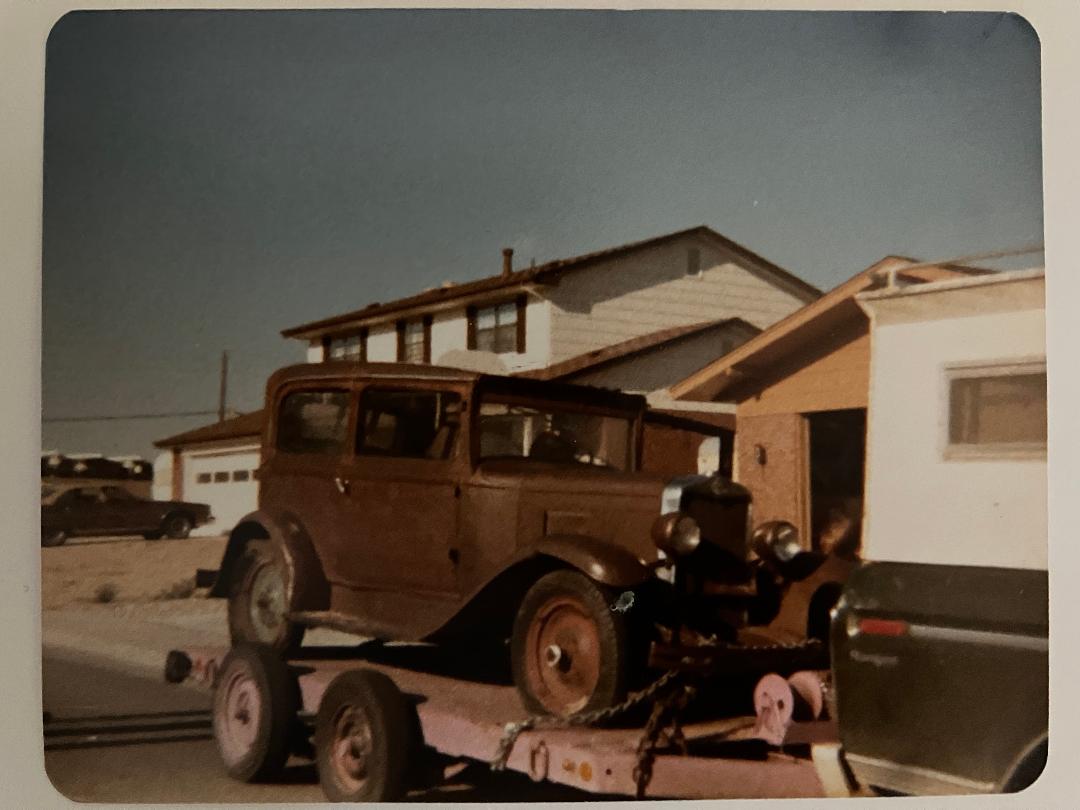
[946,362,1046,457]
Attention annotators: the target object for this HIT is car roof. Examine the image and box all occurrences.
[268,362,648,412]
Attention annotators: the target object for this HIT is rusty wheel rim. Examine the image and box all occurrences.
[328,705,374,793]
[524,594,601,716]
[217,665,262,766]
[249,562,287,644]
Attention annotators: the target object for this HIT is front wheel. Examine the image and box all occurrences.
[511,570,631,717]
[228,540,305,654]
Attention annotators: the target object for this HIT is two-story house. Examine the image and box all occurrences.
[156,225,819,533]
[281,226,820,392]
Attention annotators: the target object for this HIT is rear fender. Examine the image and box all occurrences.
[209,510,330,611]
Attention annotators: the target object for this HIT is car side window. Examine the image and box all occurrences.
[276,389,351,455]
[103,486,136,501]
[357,389,462,460]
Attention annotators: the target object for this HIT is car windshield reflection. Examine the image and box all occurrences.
[478,399,634,471]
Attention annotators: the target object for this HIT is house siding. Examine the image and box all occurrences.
[565,322,758,393]
[308,297,553,372]
[546,236,808,364]
[737,322,871,417]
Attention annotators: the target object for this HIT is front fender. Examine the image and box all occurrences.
[535,534,653,589]
[208,509,330,611]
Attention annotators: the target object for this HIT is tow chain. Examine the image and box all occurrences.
[490,635,824,796]
[490,668,682,772]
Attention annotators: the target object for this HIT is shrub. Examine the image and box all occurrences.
[156,577,196,600]
[93,582,118,604]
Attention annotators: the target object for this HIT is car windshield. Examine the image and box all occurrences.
[478,398,635,471]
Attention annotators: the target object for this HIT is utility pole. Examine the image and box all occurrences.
[218,350,229,422]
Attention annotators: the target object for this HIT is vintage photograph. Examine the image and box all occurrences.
[39,8,1047,802]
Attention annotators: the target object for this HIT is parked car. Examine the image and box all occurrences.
[41,483,213,546]
[207,362,850,716]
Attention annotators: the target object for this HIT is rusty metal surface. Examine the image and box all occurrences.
[176,645,829,799]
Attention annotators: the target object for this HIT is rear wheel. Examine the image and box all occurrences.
[212,643,300,783]
[163,512,193,539]
[511,570,630,717]
[229,540,305,653]
[314,669,419,802]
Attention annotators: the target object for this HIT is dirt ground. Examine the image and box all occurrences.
[41,535,227,610]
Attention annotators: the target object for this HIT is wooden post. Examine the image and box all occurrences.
[218,350,229,422]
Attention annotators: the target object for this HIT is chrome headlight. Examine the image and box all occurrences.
[651,511,702,557]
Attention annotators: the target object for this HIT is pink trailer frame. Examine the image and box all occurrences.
[170,645,833,799]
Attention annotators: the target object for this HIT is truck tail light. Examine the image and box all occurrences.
[857,617,910,637]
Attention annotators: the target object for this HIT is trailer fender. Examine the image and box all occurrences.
[209,510,330,611]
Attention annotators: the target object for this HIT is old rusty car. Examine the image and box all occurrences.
[41,483,213,546]
[207,362,851,716]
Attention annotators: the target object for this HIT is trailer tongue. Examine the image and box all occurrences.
[165,643,834,800]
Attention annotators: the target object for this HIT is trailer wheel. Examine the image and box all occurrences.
[315,669,419,802]
[511,570,629,717]
[212,643,300,783]
[229,540,305,653]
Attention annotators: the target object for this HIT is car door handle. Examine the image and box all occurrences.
[334,476,350,495]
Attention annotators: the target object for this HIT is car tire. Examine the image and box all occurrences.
[212,643,301,783]
[511,569,630,718]
[41,528,67,548]
[314,669,420,802]
[229,540,305,654]
[163,512,193,540]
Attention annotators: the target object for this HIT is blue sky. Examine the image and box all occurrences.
[41,10,1043,459]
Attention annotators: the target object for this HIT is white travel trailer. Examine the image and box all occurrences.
[818,267,1048,797]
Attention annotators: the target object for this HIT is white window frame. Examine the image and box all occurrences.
[941,357,1047,461]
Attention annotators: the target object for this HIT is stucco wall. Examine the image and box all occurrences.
[863,307,1046,569]
[546,235,809,363]
[734,412,809,543]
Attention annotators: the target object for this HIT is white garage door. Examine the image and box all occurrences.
[183,446,261,536]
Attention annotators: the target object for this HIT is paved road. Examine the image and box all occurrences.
[42,648,592,803]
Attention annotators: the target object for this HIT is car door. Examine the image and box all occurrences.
[68,487,111,535]
[259,381,356,581]
[335,384,465,600]
[101,486,155,533]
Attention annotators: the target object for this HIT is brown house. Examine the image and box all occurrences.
[669,256,991,552]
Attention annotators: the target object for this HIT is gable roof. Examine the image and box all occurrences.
[669,256,994,402]
[280,225,820,340]
[155,410,265,449]
[517,317,760,382]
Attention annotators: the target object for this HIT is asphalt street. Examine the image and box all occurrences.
[41,648,593,803]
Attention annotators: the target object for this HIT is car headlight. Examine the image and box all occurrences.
[651,511,702,557]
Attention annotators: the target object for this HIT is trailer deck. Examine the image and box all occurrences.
[166,643,833,800]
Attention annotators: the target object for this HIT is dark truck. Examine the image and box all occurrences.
[205,362,853,716]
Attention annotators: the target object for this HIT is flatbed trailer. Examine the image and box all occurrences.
[165,643,836,801]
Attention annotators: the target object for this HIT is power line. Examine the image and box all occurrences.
[43,410,219,424]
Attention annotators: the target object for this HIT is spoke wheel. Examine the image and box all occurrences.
[512,570,630,717]
[315,669,418,802]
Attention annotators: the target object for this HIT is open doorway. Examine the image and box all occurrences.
[806,409,866,555]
